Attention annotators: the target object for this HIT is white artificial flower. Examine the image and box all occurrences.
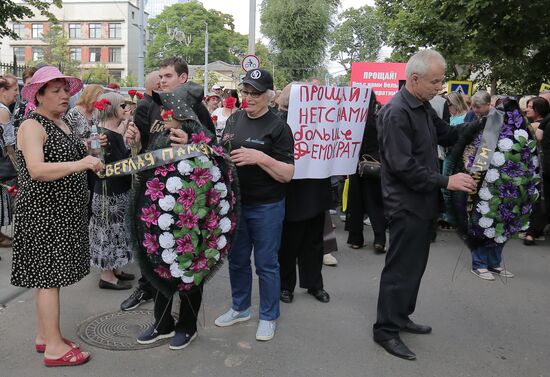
[533,188,539,198]
[476,201,490,215]
[166,177,183,194]
[497,138,513,152]
[158,213,175,231]
[177,160,193,175]
[218,200,230,216]
[219,217,231,233]
[210,166,221,182]
[521,223,529,231]
[181,274,194,283]
[495,235,507,244]
[197,155,210,163]
[479,187,493,201]
[485,169,499,183]
[479,217,494,228]
[483,227,496,238]
[217,235,227,250]
[158,195,176,211]
[161,249,177,264]
[491,152,506,167]
[170,262,183,278]
[159,232,175,249]
[514,129,528,141]
[214,182,228,198]
[532,156,539,168]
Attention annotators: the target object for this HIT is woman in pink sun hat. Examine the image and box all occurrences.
[11,66,102,367]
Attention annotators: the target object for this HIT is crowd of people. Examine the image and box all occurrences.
[1,47,549,367]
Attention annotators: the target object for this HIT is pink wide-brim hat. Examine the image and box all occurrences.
[21,66,83,106]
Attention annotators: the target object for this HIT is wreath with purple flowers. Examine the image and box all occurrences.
[446,101,539,249]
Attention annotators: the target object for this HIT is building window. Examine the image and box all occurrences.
[109,47,121,63]
[89,23,101,39]
[32,24,43,39]
[89,47,101,63]
[13,23,24,38]
[32,48,44,61]
[13,47,25,63]
[108,23,121,39]
[70,47,82,62]
[69,23,81,39]
[109,70,122,81]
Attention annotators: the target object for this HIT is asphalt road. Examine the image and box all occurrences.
[1,216,549,377]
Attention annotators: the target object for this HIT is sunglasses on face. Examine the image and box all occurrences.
[240,90,263,99]
[120,103,127,109]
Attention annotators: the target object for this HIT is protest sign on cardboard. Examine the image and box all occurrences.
[350,62,406,105]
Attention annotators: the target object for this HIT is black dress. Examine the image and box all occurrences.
[11,113,89,288]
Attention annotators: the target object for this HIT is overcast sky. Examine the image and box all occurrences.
[201,0,376,75]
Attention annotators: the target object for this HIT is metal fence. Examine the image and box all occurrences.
[0,62,31,78]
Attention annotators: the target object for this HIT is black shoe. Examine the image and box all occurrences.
[280,290,294,303]
[114,271,135,281]
[374,243,386,254]
[375,338,416,360]
[307,288,330,303]
[120,287,153,311]
[402,320,432,334]
[99,279,132,290]
[523,236,535,246]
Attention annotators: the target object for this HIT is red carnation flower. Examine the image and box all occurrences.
[224,96,237,109]
[136,92,144,99]
[128,89,137,96]
[211,115,218,122]
[161,109,174,122]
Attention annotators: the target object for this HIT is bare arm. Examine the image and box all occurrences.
[230,147,294,183]
[17,119,102,182]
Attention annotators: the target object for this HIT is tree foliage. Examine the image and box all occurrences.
[375,0,550,94]
[146,2,247,69]
[260,0,340,82]
[82,64,109,85]
[329,5,383,73]
[39,24,79,75]
[0,0,61,40]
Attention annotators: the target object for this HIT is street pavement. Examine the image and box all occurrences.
[1,215,549,377]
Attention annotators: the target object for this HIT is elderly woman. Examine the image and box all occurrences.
[11,66,102,367]
[65,84,104,141]
[0,74,19,248]
[215,69,294,341]
[89,92,134,289]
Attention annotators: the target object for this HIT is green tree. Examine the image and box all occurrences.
[260,0,340,82]
[82,64,109,85]
[0,0,61,40]
[39,24,79,76]
[120,75,138,87]
[329,5,383,73]
[146,2,246,69]
[191,69,220,88]
[375,0,550,94]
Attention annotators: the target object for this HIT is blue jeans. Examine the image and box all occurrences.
[228,199,285,321]
[471,243,504,270]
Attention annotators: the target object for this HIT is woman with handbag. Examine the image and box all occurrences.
[346,93,387,253]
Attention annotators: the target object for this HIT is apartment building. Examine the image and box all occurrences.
[0,0,147,81]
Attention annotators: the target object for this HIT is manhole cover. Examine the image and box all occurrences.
[77,310,166,350]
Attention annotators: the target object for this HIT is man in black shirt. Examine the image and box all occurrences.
[373,49,477,360]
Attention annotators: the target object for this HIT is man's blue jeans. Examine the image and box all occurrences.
[471,243,504,270]
[228,199,285,321]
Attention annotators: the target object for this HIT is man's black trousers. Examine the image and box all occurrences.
[153,285,203,335]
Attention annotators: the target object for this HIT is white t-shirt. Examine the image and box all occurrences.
[212,107,233,141]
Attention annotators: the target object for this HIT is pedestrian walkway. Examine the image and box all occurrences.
[1,221,549,376]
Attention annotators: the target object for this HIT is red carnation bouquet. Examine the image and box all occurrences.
[224,97,237,109]
[94,98,112,111]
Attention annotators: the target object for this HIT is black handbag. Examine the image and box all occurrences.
[357,154,381,178]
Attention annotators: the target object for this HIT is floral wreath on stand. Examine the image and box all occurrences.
[446,100,539,249]
[128,81,240,297]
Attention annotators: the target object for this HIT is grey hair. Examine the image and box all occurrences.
[265,89,276,100]
[96,92,124,122]
[144,70,160,89]
[405,49,446,78]
[471,91,491,106]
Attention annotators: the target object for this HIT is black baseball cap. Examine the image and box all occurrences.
[241,69,273,92]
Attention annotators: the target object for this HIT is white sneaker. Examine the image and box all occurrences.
[489,267,514,278]
[363,218,371,226]
[256,320,276,341]
[329,209,337,215]
[323,253,338,266]
[214,308,251,327]
[471,269,495,281]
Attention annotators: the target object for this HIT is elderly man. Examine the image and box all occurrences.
[373,49,477,360]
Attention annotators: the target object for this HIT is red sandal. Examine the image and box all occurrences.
[35,338,79,353]
[44,347,90,367]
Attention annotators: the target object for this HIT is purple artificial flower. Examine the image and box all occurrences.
[190,168,212,187]
[212,145,225,155]
[140,204,161,228]
[499,123,514,138]
[497,202,515,222]
[143,233,159,255]
[527,182,537,197]
[154,266,172,279]
[190,255,209,272]
[466,154,475,170]
[176,234,194,254]
[204,210,219,232]
[206,233,220,249]
[206,187,221,207]
[498,181,519,199]
[191,131,212,144]
[177,187,196,209]
[504,218,521,237]
[176,209,200,229]
[177,282,194,291]
[145,178,165,202]
[507,109,524,128]
[155,163,176,177]
[501,161,523,178]
[521,203,532,215]
[520,147,531,163]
